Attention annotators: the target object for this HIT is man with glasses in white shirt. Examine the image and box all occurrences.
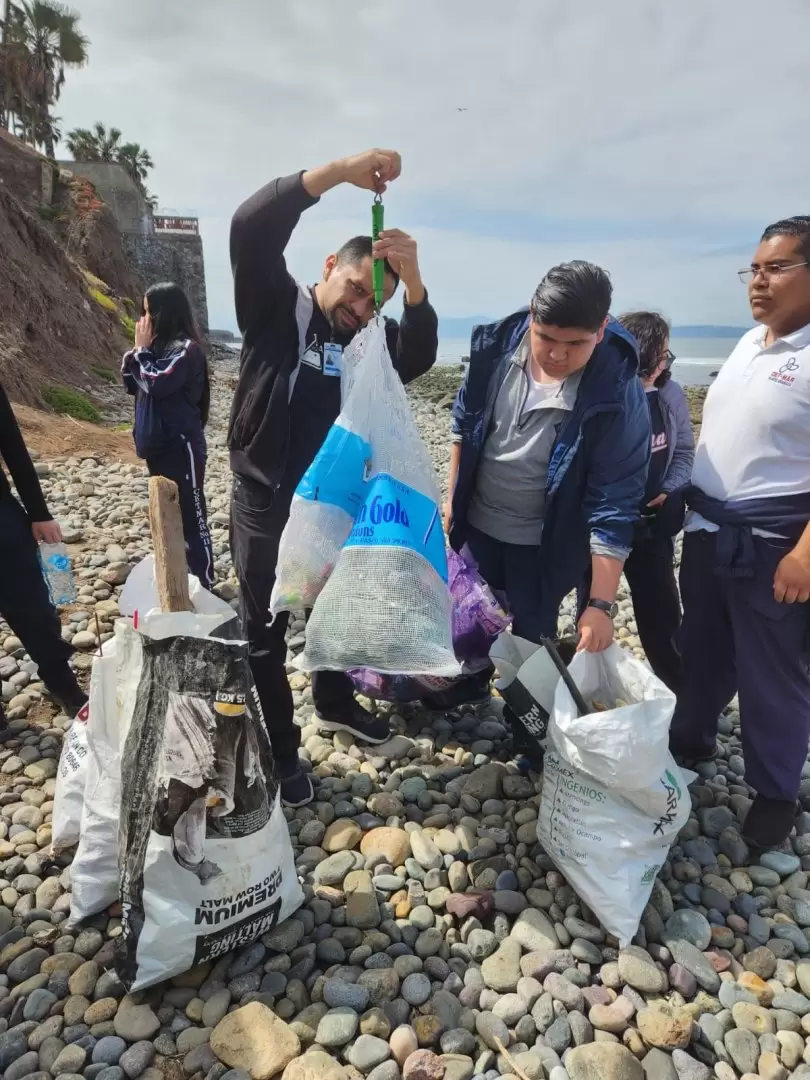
[671,216,810,850]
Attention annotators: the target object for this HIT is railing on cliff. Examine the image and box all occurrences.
[153,214,199,234]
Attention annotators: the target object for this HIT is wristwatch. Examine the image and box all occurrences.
[587,598,618,619]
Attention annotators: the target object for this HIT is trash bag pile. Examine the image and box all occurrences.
[55,559,303,990]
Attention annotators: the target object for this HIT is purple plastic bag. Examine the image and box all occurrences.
[349,547,510,702]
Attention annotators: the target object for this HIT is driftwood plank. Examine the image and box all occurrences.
[148,476,192,613]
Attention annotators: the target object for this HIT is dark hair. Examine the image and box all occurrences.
[144,282,210,427]
[530,260,612,332]
[760,217,810,264]
[335,235,400,289]
[618,311,671,382]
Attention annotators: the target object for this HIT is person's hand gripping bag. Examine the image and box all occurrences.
[299,318,458,677]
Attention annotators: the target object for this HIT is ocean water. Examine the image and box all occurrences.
[225,335,737,388]
[437,335,734,387]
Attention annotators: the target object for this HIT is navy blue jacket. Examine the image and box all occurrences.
[686,488,810,577]
[122,339,207,459]
[450,310,651,635]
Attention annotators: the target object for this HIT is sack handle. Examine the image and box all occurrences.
[540,636,589,717]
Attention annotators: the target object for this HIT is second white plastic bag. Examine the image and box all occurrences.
[536,645,690,947]
[67,634,123,924]
[51,698,91,856]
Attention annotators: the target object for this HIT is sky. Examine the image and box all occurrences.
[56,0,810,333]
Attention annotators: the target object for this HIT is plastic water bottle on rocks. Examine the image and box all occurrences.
[38,542,77,605]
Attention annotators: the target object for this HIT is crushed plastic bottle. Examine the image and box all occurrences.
[38,542,77,606]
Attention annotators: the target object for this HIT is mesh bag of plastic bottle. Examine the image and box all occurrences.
[299,318,457,676]
[349,547,509,700]
[270,340,373,617]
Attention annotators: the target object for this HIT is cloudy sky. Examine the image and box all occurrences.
[57,0,810,333]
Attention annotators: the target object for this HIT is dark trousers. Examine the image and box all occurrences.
[0,496,80,724]
[465,525,549,643]
[147,437,213,589]
[464,525,551,758]
[624,535,682,693]
[229,475,354,766]
[672,530,810,802]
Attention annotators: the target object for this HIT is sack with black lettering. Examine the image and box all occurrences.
[536,645,690,946]
[115,619,303,991]
[67,635,124,924]
[51,699,91,856]
[299,317,457,676]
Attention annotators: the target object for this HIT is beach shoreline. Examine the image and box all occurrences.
[408,367,709,440]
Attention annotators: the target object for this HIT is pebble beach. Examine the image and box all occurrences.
[2,361,809,1080]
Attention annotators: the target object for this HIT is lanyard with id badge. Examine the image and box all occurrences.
[299,338,343,377]
[323,342,343,377]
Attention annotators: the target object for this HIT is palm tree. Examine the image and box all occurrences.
[117,141,153,188]
[0,0,13,128]
[66,122,156,200]
[1,1,88,154]
[66,121,122,161]
[32,106,58,150]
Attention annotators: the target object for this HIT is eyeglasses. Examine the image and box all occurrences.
[663,349,676,368]
[738,261,808,284]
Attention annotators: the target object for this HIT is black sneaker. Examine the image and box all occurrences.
[742,794,798,851]
[277,760,315,809]
[420,670,493,712]
[315,701,391,744]
[671,744,719,771]
[50,689,89,720]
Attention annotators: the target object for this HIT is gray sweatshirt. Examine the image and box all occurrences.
[466,335,582,545]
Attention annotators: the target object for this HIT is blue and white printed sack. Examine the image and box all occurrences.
[298,317,457,677]
[270,416,371,617]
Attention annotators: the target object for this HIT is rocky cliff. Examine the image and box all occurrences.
[0,130,135,409]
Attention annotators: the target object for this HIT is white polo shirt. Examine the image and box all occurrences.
[687,322,810,533]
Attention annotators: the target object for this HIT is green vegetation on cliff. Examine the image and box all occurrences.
[42,383,100,422]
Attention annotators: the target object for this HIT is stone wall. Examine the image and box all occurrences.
[58,159,210,333]
[122,232,209,334]
[59,161,152,234]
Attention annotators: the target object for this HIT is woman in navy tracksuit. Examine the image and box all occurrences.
[618,311,695,693]
[122,282,214,588]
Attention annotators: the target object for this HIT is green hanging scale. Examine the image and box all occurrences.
[371,191,384,313]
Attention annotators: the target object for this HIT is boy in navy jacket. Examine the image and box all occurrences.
[445,262,650,753]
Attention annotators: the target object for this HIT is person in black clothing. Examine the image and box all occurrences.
[0,381,87,731]
[228,148,439,807]
[618,312,695,692]
[122,283,214,589]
